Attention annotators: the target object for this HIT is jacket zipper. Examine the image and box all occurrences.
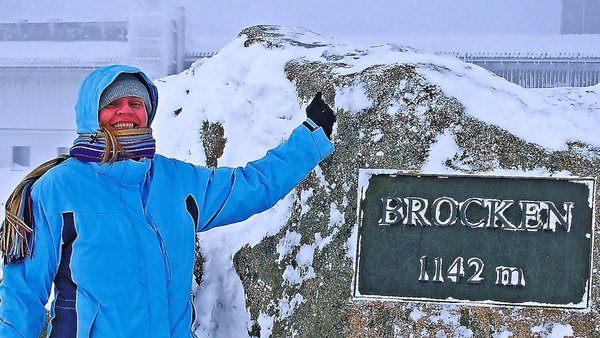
[145,212,172,283]
[140,169,171,284]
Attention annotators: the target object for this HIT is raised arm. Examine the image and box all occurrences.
[198,93,334,229]
[197,121,334,231]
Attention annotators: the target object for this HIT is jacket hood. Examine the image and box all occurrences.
[75,65,159,134]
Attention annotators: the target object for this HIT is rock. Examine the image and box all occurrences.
[195,25,600,337]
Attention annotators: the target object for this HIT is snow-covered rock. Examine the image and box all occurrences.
[176,25,598,337]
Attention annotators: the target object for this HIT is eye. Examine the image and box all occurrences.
[130,101,144,107]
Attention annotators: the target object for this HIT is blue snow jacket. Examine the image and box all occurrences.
[0,65,334,337]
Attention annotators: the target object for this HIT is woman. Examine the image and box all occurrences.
[0,64,335,337]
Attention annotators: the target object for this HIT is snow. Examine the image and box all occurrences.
[532,325,545,333]
[420,66,600,149]
[295,245,315,267]
[0,26,599,336]
[312,166,332,193]
[549,324,574,338]
[429,307,460,325]
[421,130,459,173]
[315,230,338,251]
[335,84,372,112]
[257,312,274,338]
[493,331,513,338]
[371,129,384,143]
[329,202,345,228]
[276,231,302,263]
[529,323,574,338]
[550,324,574,338]
[345,223,358,260]
[278,293,305,319]
[282,264,315,285]
[410,307,425,321]
[299,189,314,216]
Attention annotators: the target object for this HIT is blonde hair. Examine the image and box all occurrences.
[100,126,126,164]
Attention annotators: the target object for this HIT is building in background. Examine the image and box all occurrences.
[561,0,600,34]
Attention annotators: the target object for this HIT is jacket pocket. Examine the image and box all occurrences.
[76,292,100,337]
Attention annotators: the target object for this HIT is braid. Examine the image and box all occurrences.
[100,126,126,164]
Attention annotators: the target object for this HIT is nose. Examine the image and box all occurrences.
[117,107,134,115]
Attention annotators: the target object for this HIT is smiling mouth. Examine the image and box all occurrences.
[112,122,137,129]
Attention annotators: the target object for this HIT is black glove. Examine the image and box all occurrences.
[305,92,336,139]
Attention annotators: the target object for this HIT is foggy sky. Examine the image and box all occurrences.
[1,0,563,49]
[186,0,561,36]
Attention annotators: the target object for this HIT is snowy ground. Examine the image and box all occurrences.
[1,28,599,337]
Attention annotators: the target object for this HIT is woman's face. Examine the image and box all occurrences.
[98,96,148,131]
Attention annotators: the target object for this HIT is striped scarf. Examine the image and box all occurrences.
[1,128,155,264]
[70,127,155,162]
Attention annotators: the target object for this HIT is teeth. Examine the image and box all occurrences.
[112,122,135,128]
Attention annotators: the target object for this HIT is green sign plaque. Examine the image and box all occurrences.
[353,170,596,308]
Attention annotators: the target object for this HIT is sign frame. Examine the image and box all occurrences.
[352,169,597,309]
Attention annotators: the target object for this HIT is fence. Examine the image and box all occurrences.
[447,53,600,88]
